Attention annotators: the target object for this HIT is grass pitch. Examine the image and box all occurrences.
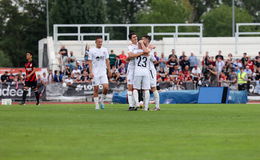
[0,104,260,160]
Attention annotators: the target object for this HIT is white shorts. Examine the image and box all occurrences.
[127,69,134,85]
[133,76,150,90]
[92,75,108,86]
[150,70,157,88]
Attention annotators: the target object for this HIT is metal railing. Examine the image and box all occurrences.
[235,23,260,54]
[53,23,203,53]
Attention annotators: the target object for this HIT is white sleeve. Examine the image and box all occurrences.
[105,48,109,59]
[88,50,93,61]
[128,45,133,53]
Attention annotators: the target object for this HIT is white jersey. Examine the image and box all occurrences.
[127,44,138,70]
[149,49,156,72]
[134,49,151,76]
[88,47,109,77]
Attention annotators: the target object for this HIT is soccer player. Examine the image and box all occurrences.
[142,35,160,111]
[20,52,40,105]
[88,37,111,110]
[132,40,151,111]
[126,33,146,111]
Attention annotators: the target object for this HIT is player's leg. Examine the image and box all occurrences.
[127,70,134,110]
[142,76,151,111]
[32,81,40,105]
[150,70,160,110]
[92,76,100,110]
[20,81,30,105]
[100,75,109,109]
[133,76,142,109]
[151,87,160,111]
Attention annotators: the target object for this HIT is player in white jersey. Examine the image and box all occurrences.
[126,33,148,111]
[142,36,160,111]
[132,40,152,111]
[88,37,111,110]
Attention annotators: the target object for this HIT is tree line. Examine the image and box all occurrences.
[0,0,259,67]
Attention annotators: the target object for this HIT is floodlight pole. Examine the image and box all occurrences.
[46,0,49,37]
[232,0,235,37]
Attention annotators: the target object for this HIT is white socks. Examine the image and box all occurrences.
[94,97,99,109]
[153,90,160,108]
[133,90,139,107]
[144,90,150,110]
[100,94,106,105]
[127,91,134,107]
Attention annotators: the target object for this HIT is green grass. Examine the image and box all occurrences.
[0,104,260,160]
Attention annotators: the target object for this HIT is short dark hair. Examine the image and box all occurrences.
[128,32,136,39]
[26,52,32,56]
[95,36,102,40]
[143,35,151,42]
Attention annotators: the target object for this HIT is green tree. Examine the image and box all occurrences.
[0,50,13,67]
[188,0,220,22]
[0,0,46,67]
[201,5,253,37]
[136,0,192,39]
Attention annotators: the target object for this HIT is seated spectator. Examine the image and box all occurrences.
[8,71,15,83]
[59,71,64,82]
[41,72,48,85]
[74,74,82,83]
[157,67,168,82]
[64,65,71,76]
[244,66,253,79]
[233,59,243,69]
[53,70,60,82]
[64,74,73,86]
[182,65,192,82]
[167,56,178,74]
[119,50,127,64]
[169,65,180,82]
[71,68,81,79]
[80,70,91,83]
[191,65,202,82]
[1,71,9,83]
[179,56,190,71]
[246,58,254,72]
[75,61,83,71]
[117,63,127,82]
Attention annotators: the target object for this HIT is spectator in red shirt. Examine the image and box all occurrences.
[119,50,127,64]
[182,65,192,81]
[246,58,254,72]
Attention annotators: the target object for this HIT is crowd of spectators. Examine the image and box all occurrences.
[1,45,260,91]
